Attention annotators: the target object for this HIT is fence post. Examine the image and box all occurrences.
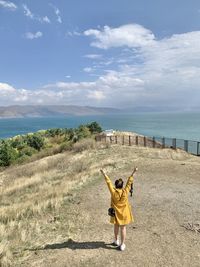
[184,140,188,152]
[153,137,155,148]
[172,138,176,149]
[122,135,125,145]
[197,142,200,156]
[136,136,138,145]
[162,137,165,148]
[129,135,131,146]
[144,136,146,147]
[115,135,117,144]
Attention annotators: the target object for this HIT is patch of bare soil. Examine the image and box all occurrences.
[18,145,200,267]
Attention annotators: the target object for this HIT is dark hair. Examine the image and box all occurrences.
[115,178,123,189]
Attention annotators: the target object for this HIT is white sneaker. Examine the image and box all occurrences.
[120,243,126,251]
[113,239,120,246]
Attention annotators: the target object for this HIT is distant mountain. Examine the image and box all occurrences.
[0,105,120,118]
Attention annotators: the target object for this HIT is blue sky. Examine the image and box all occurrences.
[0,0,200,110]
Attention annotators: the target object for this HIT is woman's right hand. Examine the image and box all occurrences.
[100,169,106,176]
[131,167,138,176]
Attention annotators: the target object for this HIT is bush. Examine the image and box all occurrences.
[19,146,37,157]
[10,136,26,150]
[76,125,91,140]
[0,122,103,167]
[25,134,45,151]
[0,141,18,166]
[59,142,73,152]
[16,154,30,164]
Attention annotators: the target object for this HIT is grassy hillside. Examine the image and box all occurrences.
[0,139,200,266]
[0,138,100,266]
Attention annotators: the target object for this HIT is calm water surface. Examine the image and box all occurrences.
[0,112,200,141]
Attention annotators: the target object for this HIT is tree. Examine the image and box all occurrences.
[87,122,102,134]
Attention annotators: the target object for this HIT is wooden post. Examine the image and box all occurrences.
[172,138,176,149]
[136,136,138,145]
[122,135,125,145]
[110,136,112,143]
[144,136,146,147]
[153,137,155,148]
[184,140,188,152]
[162,137,165,148]
[197,142,200,156]
[115,135,117,144]
[129,135,131,146]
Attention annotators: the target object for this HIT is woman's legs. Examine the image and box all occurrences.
[114,224,119,241]
[120,225,126,245]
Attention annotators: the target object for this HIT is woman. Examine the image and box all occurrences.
[100,167,138,251]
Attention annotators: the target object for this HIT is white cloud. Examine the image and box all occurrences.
[50,4,62,23]
[25,31,43,40]
[22,4,34,19]
[55,8,62,23]
[22,4,50,24]
[0,0,17,10]
[83,67,93,73]
[65,75,71,79]
[2,24,200,110]
[84,54,102,59]
[87,90,106,100]
[0,82,15,92]
[41,16,51,24]
[66,31,81,37]
[84,24,155,49]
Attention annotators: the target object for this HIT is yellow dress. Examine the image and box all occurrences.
[105,175,134,225]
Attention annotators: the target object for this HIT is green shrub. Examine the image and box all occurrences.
[10,136,26,150]
[45,128,64,137]
[0,141,19,166]
[19,146,37,157]
[25,134,45,151]
[76,125,91,140]
[59,142,73,152]
[16,154,30,164]
[87,121,102,134]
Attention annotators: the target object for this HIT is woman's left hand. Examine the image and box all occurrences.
[100,169,106,176]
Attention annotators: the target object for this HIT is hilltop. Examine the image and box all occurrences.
[0,140,200,267]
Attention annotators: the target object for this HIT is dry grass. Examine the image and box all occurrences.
[0,138,101,266]
[72,138,96,152]
[0,138,199,266]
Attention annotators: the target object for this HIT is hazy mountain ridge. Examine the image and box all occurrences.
[0,105,120,118]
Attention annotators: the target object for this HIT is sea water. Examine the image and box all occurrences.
[0,112,200,141]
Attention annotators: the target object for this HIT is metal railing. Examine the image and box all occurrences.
[95,134,200,156]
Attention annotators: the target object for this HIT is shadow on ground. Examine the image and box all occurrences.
[30,239,117,251]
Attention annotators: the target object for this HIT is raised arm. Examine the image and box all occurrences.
[100,169,114,194]
[124,167,138,194]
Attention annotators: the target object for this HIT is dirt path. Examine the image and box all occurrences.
[20,146,200,267]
